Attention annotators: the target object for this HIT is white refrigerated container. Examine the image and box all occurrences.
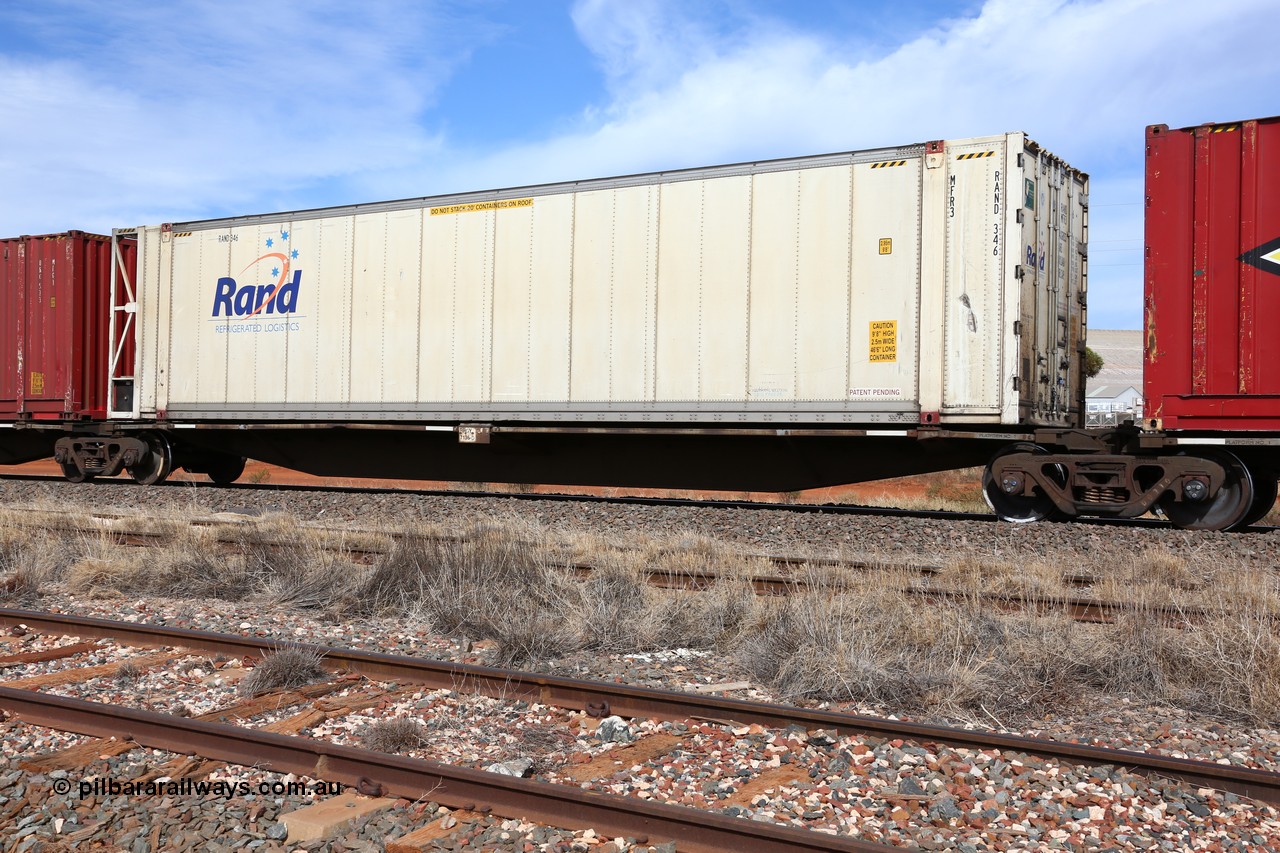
[120,132,1087,428]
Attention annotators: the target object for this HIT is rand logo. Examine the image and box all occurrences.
[211,231,303,319]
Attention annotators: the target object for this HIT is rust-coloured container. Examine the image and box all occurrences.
[1144,115,1280,430]
[0,232,135,421]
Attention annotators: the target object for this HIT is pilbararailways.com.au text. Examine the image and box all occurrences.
[53,777,341,799]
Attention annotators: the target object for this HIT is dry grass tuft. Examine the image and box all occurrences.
[0,524,79,602]
[1193,613,1280,722]
[577,563,652,652]
[1056,604,1280,724]
[115,659,144,683]
[943,557,1068,599]
[355,523,581,666]
[1091,547,1205,604]
[68,527,252,601]
[65,522,369,612]
[361,717,426,753]
[731,560,1280,725]
[155,529,255,600]
[238,647,326,697]
[735,576,1010,710]
[65,556,137,597]
[9,504,1280,725]
[236,525,367,612]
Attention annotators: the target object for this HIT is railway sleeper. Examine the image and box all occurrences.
[985,446,1266,531]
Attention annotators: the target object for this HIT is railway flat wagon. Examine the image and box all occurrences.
[0,232,134,464]
[65,132,1088,491]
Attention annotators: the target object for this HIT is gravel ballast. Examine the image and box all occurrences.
[2,477,1278,569]
[1,477,1279,849]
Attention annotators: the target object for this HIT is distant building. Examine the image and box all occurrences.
[1085,383,1142,424]
[1084,330,1142,425]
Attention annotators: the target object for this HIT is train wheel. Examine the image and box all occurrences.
[207,455,246,485]
[1155,450,1254,531]
[127,431,173,485]
[982,443,1059,523]
[1230,470,1277,531]
[59,462,94,484]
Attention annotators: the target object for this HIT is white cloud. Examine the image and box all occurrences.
[572,0,704,95]
[457,0,1278,179]
[0,1,475,233]
[401,0,1279,328]
[5,0,1276,327]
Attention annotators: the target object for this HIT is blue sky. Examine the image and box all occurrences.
[2,0,1277,329]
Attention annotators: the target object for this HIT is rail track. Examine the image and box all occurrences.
[0,503,1267,631]
[2,695,872,853]
[0,614,892,851]
[2,606,1278,817]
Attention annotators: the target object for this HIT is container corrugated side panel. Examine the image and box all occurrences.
[0,232,119,420]
[1144,116,1280,429]
[0,238,23,417]
[156,162,924,422]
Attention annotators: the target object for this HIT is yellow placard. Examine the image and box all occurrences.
[429,198,533,216]
[878,238,892,255]
[869,320,897,363]
[29,372,44,395]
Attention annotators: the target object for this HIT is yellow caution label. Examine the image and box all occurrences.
[871,160,907,169]
[956,151,995,160]
[878,238,892,255]
[430,198,534,216]
[29,372,44,396]
[869,320,897,363]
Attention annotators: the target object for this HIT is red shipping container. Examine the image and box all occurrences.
[0,231,135,421]
[1144,115,1280,430]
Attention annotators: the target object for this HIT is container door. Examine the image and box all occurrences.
[941,138,1006,415]
[1019,148,1086,423]
[1189,120,1280,396]
[20,235,79,416]
[0,240,23,415]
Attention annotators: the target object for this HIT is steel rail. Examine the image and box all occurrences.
[0,503,946,577]
[0,687,892,853]
[2,607,1278,806]
[630,570,1224,626]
